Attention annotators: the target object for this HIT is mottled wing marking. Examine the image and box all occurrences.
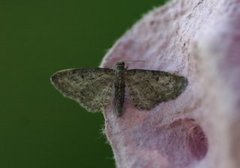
[51,68,115,112]
[125,69,188,110]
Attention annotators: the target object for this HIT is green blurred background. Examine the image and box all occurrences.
[1,0,165,167]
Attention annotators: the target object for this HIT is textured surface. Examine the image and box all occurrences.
[51,68,115,112]
[126,69,188,110]
[51,63,188,116]
[100,0,240,168]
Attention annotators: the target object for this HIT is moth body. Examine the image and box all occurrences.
[114,62,125,116]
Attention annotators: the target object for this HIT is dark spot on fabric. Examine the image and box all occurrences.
[150,20,155,25]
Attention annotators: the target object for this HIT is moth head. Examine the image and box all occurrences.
[115,62,125,72]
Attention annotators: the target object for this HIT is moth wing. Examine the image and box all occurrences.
[51,68,115,112]
[125,69,188,110]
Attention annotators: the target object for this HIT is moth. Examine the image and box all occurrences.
[50,62,188,116]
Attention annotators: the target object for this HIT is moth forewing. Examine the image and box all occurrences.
[125,69,188,110]
[51,68,115,112]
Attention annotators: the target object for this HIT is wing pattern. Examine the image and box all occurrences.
[125,69,188,110]
[51,68,115,112]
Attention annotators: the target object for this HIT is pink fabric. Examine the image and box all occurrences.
[100,0,240,167]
